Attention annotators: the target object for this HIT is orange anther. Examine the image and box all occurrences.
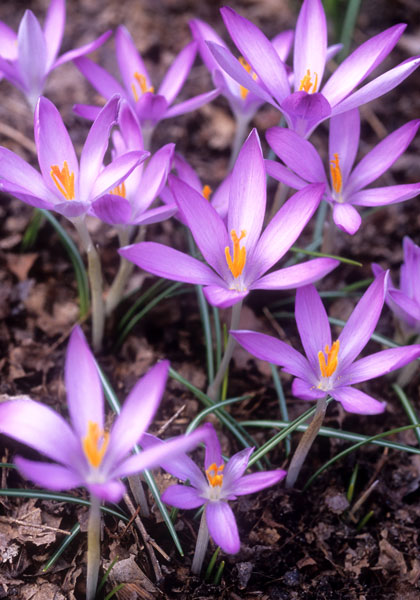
[206,462,225,487]
[225,229,247,278]
[82,421,109,468]
[299,69,318,93]
[330,153,343,194]
[318,340,340,378]
[110,181,126,198]
[50,161,75,200]
[202,184,212,201]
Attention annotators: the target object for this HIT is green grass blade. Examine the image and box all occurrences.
[347,463,359,503]
[241,419,420,454]
[97,554,119,594]
[303,424,420,489]
[97,365,184,556]
[41,209,90,318]
[270,364,291,456]
[21,208,46,251]
[290,246,363,267]
[42,523,80,572]
[115,282,182,348]
[393,383,420,445]
[339,0,363,60]
[117,278,168,332]
[0,489,128,520]
[186,396,251,433]
[195,284,214,384]
[104,583,125,600]
[213,306,222,369]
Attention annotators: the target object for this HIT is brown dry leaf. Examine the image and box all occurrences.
[6,252,38,281]
[104,555,158,600]
[375,538,407,575]
[0,498,63,547]
[20,582,66,600]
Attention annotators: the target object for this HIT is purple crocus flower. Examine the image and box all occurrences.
[208,2,420,138]
[373,237,420,334]
[232,272,420,414]
[0,95,148,221]
[0,326,209,503]
[266,109,420,234]
[142,423,286,554]
[73,25,220,145]
[119,129,339,308]
[92,101,177,227]
[190,17,293,124]
[0,0,111,108]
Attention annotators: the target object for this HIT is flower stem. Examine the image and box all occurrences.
[207,300,243,402]
[73,217,105,352]
[228,114,251,171]
[191,509,210,575]
[86,494,101,600]
[105,226,138,316]
[285,396,328,489]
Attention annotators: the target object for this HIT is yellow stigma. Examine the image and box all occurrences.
[238,56,258,100]
[50,161,75,200]
[299,69,318,93]
[206,462,224,487]
[330,153,343,194]
[131,71,154,102]
[82,421,110,468]
[202,184,212,201]
[225,229,247,279]
[318,340,340,378]
[110,181,126,198]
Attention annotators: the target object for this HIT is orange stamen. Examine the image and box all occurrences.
[82,421,109,468]
[330,152,342,194]
[50,161,75,200]
[132,71,154,102]
[299,69,318,93]
[110,181,126,198]
[238,56,258,100]
[318,340,340,378]
[206,462,224,487]
[225,229,247,278]
[202,184,212,201]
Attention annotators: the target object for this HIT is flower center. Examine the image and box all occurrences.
[82,421,110,468]
[238,56,257,100]
[202,184,212,201]
[318,340,340,378]
[330,153,343,195]
[50,161,75,200]
[206,462,224,487]
[299,69,318,93]
[131,71,154,103]
[110,181,126,198]
[225,229,247,279]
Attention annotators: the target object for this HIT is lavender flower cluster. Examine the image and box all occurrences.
[0,0,420,595]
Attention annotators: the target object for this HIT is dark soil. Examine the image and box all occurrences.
[1,1,420,599]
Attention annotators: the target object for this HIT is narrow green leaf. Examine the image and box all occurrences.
[393,384,420,445]
[104,583,125,600]
[117,278,167,331]
[270,364,290,456]
[339,0,363,60]
[205,547,220,581]
[195,284,215,384]
[347,463,359,503]
[186,396,250,434]
[303,424,420,489]
[21,208,45,251]
[356,509,374,532]
[42,523,80,572]
[213,560,225,585]
[41,209,90,318]
[97,554,120,594]
[290,245,363,267]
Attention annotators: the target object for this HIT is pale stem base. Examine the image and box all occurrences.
[191,509,210,575]
[228,114,251,171]
[267,183,290,224]
[73,217,105,352]
[285,396,328,489]
[105,226,140,316]
[86,494,101,600]
[206,300,243,402]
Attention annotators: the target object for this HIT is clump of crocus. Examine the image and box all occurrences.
[119,128,338,400]
[232,272,420,487]
[142,423,286,574]
[0,326,209,600]
[74,25,220,149]
[0,95,148,350]
[0,0,111,110]
[266,109,420,234]
[209,1,420,138]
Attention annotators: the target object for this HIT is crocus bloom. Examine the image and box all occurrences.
[119,129,338,308]
[208,2,420,138]
[142,423,286,553]
[190,17,293,124]
[92,100,177,227]
[266,109,420,234]
[232,272,420,414]
[0,95,148,221]
[0,327,209,502]
[0,0,111,108]
[160,152,231,223]
[373,237,420,334]
[74,25,220,143]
